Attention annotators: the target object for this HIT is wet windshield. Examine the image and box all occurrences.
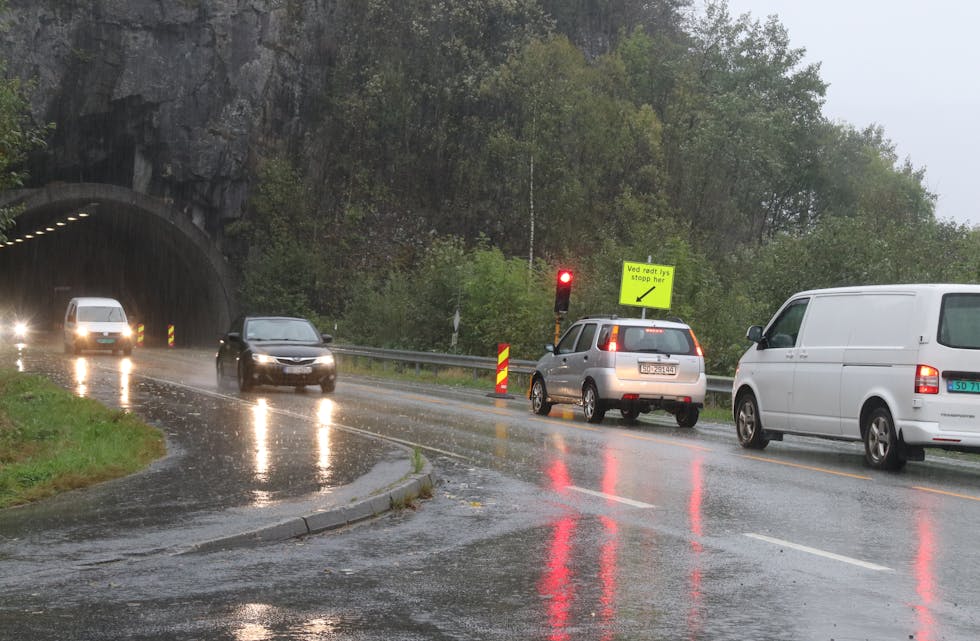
[245,318,319,342]
[77,306,127,322]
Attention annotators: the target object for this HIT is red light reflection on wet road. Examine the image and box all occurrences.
[687,456,705,639]
[913,509,938,641]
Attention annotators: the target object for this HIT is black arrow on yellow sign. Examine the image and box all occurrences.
[636,285,656,303]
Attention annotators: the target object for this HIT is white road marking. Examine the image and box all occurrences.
[567,486,656,509]
[744,533,892,572]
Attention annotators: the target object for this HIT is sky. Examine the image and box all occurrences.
[703,1,980,227]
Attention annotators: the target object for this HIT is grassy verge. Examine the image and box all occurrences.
[0,368,166,509]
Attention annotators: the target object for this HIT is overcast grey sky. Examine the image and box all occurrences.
[702,1,979,227]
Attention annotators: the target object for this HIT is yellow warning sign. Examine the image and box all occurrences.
[619,261,675,309]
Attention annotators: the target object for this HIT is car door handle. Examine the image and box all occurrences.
[785,353,794,359]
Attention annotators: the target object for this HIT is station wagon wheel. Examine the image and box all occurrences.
[215,360,225,387]
[582,382,605,424]
[735,393,768,449]
[530,377,553,416]
[864,406,905,471]
[620,407,640,421]
[675,405,699,428]
[320,380,335,394]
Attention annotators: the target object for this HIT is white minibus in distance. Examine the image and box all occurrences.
[732,284,980,470]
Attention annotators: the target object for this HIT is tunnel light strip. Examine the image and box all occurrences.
[2,210,95,247]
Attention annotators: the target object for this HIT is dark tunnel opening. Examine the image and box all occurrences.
[0,195,235,347]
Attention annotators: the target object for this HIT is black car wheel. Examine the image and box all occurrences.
[530,377,553,416]
[237,361,253,392]
[321,380,335,394]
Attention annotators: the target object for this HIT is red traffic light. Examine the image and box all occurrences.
[555,269,573,313]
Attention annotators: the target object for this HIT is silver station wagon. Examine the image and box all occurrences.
[529,316,707,426]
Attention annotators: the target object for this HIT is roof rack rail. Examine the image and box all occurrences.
[580,314,619,320]
[665,316,684,323]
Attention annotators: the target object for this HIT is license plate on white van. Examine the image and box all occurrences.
[947,379,980,393]
[639,363,676,375]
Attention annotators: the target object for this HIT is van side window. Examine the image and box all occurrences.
[765,299,809,349]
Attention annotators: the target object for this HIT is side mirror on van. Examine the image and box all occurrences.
[545,344,555,354]
[746,325,764,344]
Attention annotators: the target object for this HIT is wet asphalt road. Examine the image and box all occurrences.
[2,340,980,640]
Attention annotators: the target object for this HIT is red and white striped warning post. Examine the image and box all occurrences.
[487,342,515,398]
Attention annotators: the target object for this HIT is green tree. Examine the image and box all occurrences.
[0,53,49,241]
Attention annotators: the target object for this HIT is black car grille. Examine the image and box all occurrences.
[273,356,317,366]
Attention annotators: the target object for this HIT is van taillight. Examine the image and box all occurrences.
[915,364,940,394]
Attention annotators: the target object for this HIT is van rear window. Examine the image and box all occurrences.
[939,294,980,349]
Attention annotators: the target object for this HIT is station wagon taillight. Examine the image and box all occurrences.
[607,325,620,352]
[689,329,704,358]
[915,364,940,394]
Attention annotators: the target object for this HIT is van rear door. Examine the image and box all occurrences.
[935,293,980,434]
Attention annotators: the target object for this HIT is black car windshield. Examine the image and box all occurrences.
[78,306,126,322]
[245,318,320,342]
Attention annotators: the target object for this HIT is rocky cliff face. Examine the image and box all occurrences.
[0,0,335,236]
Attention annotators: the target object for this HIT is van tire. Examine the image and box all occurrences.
[583,383,605,424]
[735,393,768,449]
[676,405,699,428]
[530,377,553,415]
[864,406,906,471]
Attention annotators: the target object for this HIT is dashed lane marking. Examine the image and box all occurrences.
[744,533,892,572]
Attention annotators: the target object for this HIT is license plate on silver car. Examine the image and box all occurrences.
[283,366,313,375]
[640,363,676,375]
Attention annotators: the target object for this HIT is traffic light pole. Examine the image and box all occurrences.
[553,312,563,345]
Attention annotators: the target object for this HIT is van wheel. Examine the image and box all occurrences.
[530,377,553,415]
[582,383,605,424]
[676,405,699,428]
[864,406,906,471]
[735,393,768,449]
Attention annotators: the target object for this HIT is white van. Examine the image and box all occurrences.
[63,297,134,355]
[732,284,980,470]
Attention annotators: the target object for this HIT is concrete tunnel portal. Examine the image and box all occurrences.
[0,183,238,347]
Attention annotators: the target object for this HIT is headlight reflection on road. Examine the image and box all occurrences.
[316,399,334,487]
[74,358,88,397]
[251,399,272,506]
[119,357,133,408]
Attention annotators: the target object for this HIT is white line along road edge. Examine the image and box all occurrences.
[744,533,892,572]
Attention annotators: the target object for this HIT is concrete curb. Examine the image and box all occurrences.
[182,460,434,554]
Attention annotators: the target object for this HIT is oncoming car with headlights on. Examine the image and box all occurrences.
[216,316,337,393]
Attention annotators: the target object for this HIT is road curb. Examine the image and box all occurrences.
[182,459,434,554]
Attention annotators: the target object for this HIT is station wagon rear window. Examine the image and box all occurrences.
[599,325,696,355]
[939,294,980,349]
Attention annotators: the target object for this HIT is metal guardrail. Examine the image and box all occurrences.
[331,344,734,395]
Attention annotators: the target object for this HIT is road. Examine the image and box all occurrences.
[2,340,979,640]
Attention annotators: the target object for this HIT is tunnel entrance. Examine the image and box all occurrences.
[0,184,237,346]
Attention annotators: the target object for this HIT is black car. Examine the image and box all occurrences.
[216,316,337,393]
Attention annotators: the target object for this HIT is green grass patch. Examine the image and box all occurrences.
[0,369,165,509]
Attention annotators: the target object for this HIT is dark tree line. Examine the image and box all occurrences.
[220,1,980,372]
